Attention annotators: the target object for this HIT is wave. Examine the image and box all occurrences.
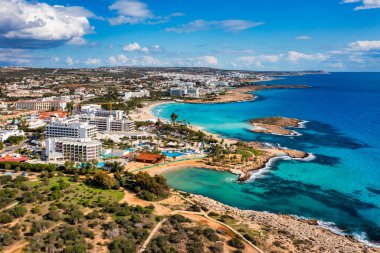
[288,215,380,248]
[247,152,316,182]
[247,156,285,181]
[297,120,309,129]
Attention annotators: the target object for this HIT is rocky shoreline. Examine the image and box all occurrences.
[184,84,310,104]
[250,116,304,136]
[190,194,379,253]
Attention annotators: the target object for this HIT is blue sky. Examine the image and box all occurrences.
[0,0,380,71]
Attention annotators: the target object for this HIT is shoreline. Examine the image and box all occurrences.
[184,84,310,104]
[189,193,380,252]
[249,116,305,136]
[128,90,380,251]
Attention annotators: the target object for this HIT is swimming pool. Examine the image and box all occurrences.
[97,162,105,168]
[162,150,185,158]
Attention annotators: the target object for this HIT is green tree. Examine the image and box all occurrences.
[170,112,179,124]
[66,101,75,115]
[108,238,136,253]
[87,172,119,189]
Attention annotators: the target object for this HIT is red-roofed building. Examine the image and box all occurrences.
[39,111,68,120]
[0,154,28,163]
[135,152,162,164]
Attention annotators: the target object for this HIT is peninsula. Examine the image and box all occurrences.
[250,116,305,136]
[185,84,311,104]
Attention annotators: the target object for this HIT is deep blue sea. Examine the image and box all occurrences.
[152,73,380,244]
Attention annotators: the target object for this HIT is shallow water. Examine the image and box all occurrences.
[153,73,380,243]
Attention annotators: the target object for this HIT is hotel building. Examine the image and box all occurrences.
[45,138,101,162]
[16,97,70,111]
[77,115,135,132]
[45,120,97,139]
[81,104,124,120]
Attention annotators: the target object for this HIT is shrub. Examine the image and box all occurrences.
[8,205,27,218]
[108,238,136,253]
[228,238,245,249]
[0,213,13,223]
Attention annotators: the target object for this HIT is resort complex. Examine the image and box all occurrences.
[0,0,379,251]
[0,67,378,253]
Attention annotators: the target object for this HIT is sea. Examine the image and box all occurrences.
[152,72,380,245]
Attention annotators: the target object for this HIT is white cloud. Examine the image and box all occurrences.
[108,16,142,25]
[0,0,93,49]
[140,56,160,65]
[166,19,264,33]
[108,54,129,65]
[65,57,74,66]
[67,37,87,46]
[0,49,32,64]
[123,42,149,53]
[235,56,263,68]
[233,54,282,68]
[109,0,151,18]
[295,35,312,40]
[259,54,282,63]
[288,51,328,62]
[348,40,380,51]
[53,57,60,63]
[84,58,102,65]
[342,0,380,10]
[196,56,218,66]
[108,1,182,26]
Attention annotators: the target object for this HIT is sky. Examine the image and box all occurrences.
[0,0,380,71]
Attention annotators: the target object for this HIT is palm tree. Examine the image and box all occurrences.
[162,154,167,163]
[170,112,179,125]
[66,101,75,115]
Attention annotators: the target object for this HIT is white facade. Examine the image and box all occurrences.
[27,119,46,129]
[46,120,97,139]
[81,104,124,120]
[78,115,134,132]
[45,138,101,162]
[169,87,200,98]
[124,90,150,101]
[0,130,25,142]
[16,96,70,111]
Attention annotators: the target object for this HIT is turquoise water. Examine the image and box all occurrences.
[153,73,380,244]
[162,150,185,158]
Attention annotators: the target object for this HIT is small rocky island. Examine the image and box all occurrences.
[250,116,305,136]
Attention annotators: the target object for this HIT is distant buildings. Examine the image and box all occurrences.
[46,120,97,139]
[124,90,150,101]
[45,138,101,162]
[81,104,124,120]
[16,96,70,111]
[77,115,135,132]
[0,130,24,142]
[169,83,200,98]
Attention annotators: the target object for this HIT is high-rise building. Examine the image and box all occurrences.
[45,138,101,162]
[78,115,135,132]
[45,120,97,139]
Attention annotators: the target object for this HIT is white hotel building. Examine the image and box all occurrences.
[81,104,124,120]
[46,120,97,139]
[45,138,101,162]
[124,90,150,101]
[16,96,70,111]
[77,115,135,132]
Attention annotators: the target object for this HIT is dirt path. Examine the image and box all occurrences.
[139,218,167,253]
[121,190,264,253]
[0,201,19,212]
